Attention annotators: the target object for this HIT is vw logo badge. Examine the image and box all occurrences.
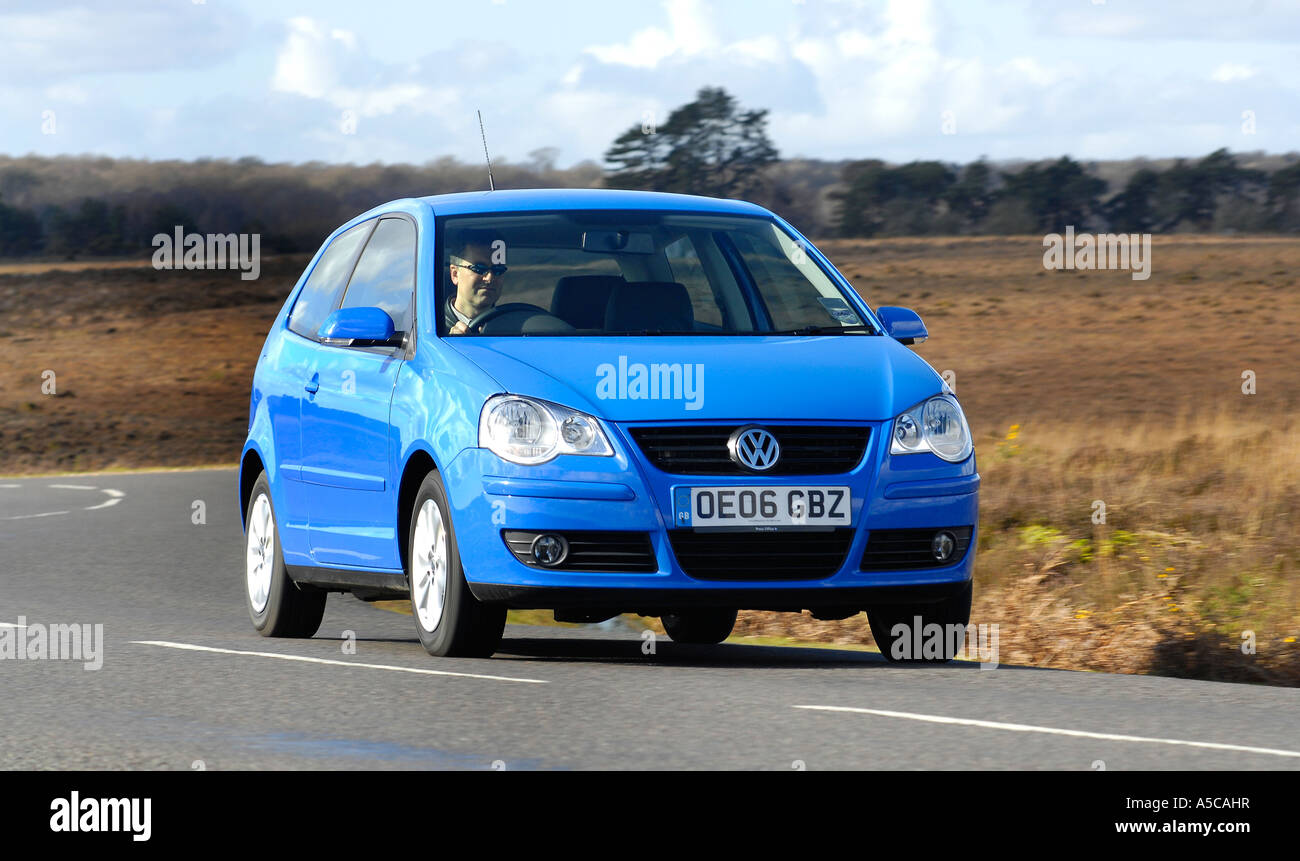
[728,426,780,472]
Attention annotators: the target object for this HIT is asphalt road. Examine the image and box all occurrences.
[1,468,1297,770]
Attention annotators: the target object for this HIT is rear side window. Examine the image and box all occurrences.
[288,221,371,339]
[341,217,417,332]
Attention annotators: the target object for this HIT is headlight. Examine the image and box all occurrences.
[890,394,973,462]
[479,395,613,465]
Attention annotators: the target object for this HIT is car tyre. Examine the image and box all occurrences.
[867,579,973,664]
[245,472,326,638]
[408,470,506,657]
[661,608,737,645]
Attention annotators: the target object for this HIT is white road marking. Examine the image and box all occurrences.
[0,623,29,629]
[0,484,22,489]
[0,485,124,519]
[3,510,71,520]
[132,640,549,685]
[84,489,124,510]
[793,705,1300,759]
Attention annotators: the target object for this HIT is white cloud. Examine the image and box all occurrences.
[586,27,677,68]
[726,36,783,65]
[664,0,717,55]
[570,0,1120,160]
[271,18,347,100]
[763,0,952,149]
[1210,63,1258,83]
[585,0,718,67]
[270,17,455,119]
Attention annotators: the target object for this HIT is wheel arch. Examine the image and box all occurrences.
[396,446,442,574]
[239,446,268,531]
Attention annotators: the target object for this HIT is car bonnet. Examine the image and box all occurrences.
[443,334,943,422]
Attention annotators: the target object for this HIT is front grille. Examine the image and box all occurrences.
[628,425,871,475]
[502,530,657,572]
[860,526,973,571]
[668,529,855,580]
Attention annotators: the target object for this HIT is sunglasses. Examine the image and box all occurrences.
[451,256,508,277]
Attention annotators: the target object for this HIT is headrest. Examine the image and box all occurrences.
[604,281,694,332]
[550,275,626,330]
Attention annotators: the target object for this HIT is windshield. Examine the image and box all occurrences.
[437,210,877,337]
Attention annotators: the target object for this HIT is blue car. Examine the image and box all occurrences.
[240,188,978,660]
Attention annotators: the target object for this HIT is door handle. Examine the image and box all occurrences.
[304,381,319,394]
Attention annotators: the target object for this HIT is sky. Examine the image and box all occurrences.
[2,0,1298,168]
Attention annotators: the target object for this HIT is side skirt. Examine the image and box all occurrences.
[286,564,408,600]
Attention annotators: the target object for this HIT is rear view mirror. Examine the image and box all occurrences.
[875,306,928,345]
[582,230,655,254]
[319,307,402,347]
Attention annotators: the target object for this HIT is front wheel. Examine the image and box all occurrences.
[866,580,973,664]
[408,471,506,657]
[244,473,326,638]
[662,609,737,645]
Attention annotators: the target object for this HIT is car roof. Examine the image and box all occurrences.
[415,187,774,218]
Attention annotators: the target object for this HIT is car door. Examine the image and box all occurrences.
[265,220,372,563]
[301,215,417,569]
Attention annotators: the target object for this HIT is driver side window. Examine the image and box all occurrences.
[288,221,371,340]
[340,216,416,333]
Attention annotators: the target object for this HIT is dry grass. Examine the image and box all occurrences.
[732,411,1300,684]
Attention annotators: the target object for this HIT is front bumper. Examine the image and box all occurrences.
[441,420,978,610]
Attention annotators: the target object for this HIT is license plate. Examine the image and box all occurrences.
[674,486,852,529]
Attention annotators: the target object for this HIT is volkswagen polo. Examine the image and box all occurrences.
[239,189,978,660]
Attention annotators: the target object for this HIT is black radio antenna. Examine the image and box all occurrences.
[477,109,495,191]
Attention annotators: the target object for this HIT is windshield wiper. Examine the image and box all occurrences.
[777,323,882,335]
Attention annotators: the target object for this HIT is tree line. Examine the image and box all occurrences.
[604,88,1300,237]
[0,151,602,259]
[826,148,1300,237]
[2,86,1298,259]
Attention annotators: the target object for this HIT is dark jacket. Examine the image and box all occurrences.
[444,297,463,333]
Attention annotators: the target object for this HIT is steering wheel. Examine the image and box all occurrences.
[465,302,552,333]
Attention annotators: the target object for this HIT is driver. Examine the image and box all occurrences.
[445,230,507,335]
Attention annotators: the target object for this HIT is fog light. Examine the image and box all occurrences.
[531,534,569,567]
[931,530,956,561]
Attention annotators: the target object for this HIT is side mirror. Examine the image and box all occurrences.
[319,307,401,347]
[875,306,928,345]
